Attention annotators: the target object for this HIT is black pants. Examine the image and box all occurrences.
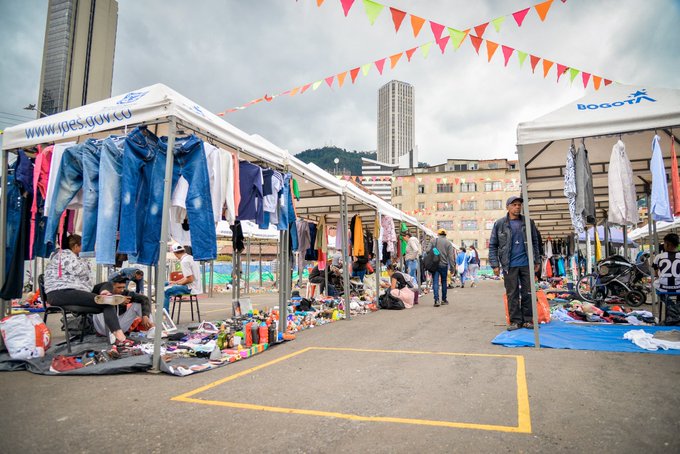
[47,289,121,332]
[503,266,533,324]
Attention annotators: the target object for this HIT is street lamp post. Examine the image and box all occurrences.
[24,104,48,118]
[334,157,339,175]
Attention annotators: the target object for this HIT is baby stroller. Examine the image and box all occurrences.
[577,255,650,306]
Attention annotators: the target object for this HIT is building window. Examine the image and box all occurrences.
[437,220,454,230]
[453,164,468,171]
[393,186,402,196]
[417,185,425,194]
[462,239,478,248]
[418,202,425,210]
[484,200,503,210]
[436,183,454,193]
[484,181,502,191]
[485,220,495,230]
[436,202,455,211]
[460,183,477,192]
[461,220,478,231]
[487,163,498,169]
[509,163,517,170]
[461,201,477,210]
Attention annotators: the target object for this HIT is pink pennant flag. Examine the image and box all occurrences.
[474,22,489,38]
[512,8,530,26]
[582,72,591,88]
[374,58,386,74]
[340,0,355,17]
[405,46,418,61]
[430,21,445,40]
[300,83,312,94]
[556,63,568,82]
[501,45,514,66]
[436,35,450,54]
[325,76,335,87]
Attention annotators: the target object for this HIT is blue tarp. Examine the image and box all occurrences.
[492,321,680,355]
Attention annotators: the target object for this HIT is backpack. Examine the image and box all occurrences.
[423,239,442,272]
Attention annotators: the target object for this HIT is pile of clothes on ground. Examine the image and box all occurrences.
[550,301,655,324]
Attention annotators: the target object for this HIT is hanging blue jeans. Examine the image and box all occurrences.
[118,127,165,265]
[95,135,126,265]
[3,172,21,275]
[162,135,216,261]
[43,139,101,252]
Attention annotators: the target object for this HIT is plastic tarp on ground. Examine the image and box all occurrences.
[492,320,680,355]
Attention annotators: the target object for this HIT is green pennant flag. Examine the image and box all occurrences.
[491,16,506,32]
[362,0,384,25]
[361,63,372,76]
[447,27,466,49]
[421,42,433,59]
[569,68,580,84]
[312,80,323,91]
[517,50,528,68]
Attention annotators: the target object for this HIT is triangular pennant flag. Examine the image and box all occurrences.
[337,71,348,87]
[350,67,360,83]
[604,79,613,86]
[517,50,528,68]
[362,0,384,25]
[264,94,273,101]
[542,59,554,78]
[556,63,568,82]
[389,7,406,32]
[448,28,468,49]
[289,87,300,96]
[340,0,355,17]
[300,83,312,94]
[469,34,483,54]
[534,0,554,22]
[312,80,323,90]
[512,8,530,26]
[420,41,432,59]
[436,35,450,53]
[486,40,499,62]
[582,72,591,88]
[430,21,445,40]
[374,58,386,74]
[491,16,506,32]
[325,76,334,87]
[501,45,514,67]
[569,68,579,84]
[593,75,602,90]
[389,52,403,68]
[361,63,371,75]
[316,0,324,6]
[530,55,540,73]
[410,14,426,37]
[405,46,418,61]
[474,22,489,38]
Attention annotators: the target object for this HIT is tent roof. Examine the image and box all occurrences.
[517,84,680,236]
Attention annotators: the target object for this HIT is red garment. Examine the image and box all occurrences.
[545,259,553,278]
[29,145,54,259]
[670,138,680,216]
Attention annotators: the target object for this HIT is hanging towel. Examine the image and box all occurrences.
[670,137,680,216]
[650,135,674,222]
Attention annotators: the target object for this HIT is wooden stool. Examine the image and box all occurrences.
[171,294,201,324]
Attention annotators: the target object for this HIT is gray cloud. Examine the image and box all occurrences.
[2,0,679,163]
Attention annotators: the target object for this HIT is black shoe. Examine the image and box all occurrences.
[523,322,534,329]
[507,323,521,331]
[434,301,441,307]
[441,300,449,305]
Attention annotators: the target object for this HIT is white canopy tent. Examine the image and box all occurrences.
[629,216,680,241]
[516,84,680,346]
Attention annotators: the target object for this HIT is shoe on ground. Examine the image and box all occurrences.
[441,300,449,305]
[523,322,535,329]
[49,355,84,373]
[434,301,441,307]
[507,323,522,331]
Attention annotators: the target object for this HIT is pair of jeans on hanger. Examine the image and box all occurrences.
[95,135,126,265]
[43,139,101,254]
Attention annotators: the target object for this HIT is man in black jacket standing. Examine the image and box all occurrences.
[489,196,542,331]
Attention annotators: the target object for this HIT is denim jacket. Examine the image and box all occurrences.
[488,214,541,271]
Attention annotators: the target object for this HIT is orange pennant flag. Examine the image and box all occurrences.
[469,34,483,54]
[389,7,407,32]
[389,52,403,69]
[530,55,540,73]
[405,46,418,61]
[349,67,360,83]
[486,40,499,62]
[289,87,300,96]
[316,0,324,6]
[410,14,426,37]
[593,75,602,90]
[542,59,554,78]
[534,0,554,22]
[473,22,488,38]
[337,71,348,87]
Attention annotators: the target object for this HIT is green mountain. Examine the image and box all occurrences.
[295,147,376,175]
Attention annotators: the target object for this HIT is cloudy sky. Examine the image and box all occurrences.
[1,0,679,164]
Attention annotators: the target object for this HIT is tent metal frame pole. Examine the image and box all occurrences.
[376,209,381,305]
[146,265,153,300]
[623,225,628,260]
[517,144,540,348]
[236,252,241,299]
[245,236,251,295]
[280,228,290,334]
[201,262,206,299]
[324,224,329,298]
[231,247,236,315]
[152,117,177,372]
[341,194,351,320]
[586,228,592,274]
[652,218,660,320]
[0,149,8,316]
[603,221,610,257]
[278,230,285,335]
[259,243,263,288]
[209,260,214,298]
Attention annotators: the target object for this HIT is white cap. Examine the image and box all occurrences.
[171,244,185,253]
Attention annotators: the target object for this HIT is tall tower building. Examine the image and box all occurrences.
[377,80,414,165]
[37,0,118,117]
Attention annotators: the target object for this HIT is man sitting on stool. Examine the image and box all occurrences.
[164,244,202,312]
[92,276,154,335]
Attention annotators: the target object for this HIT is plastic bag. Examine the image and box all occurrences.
[0,314,51,359]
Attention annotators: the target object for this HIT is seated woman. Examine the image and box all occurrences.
[43,234,135,347]
[352,255,369,282]
[380,264,416,308]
